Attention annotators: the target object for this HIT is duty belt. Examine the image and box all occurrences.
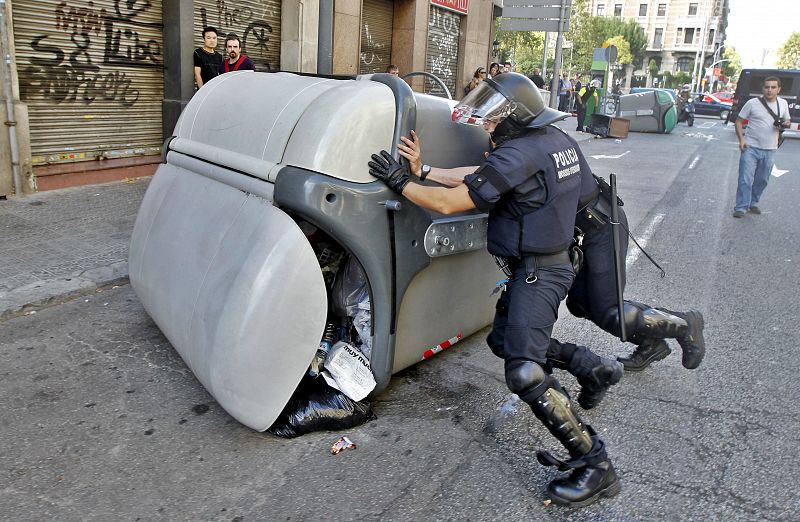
[502,250,572,284]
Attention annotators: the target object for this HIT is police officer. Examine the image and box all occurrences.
[367,73,620,507]
[569,172,706,372]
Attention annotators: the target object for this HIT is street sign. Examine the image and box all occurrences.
[499,18,568,32]
[503,6,562,18]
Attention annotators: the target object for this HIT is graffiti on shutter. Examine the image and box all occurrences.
[359,0,393,75]
[14,0,164,165]
[426,5,461,98]
[195,0,281,72]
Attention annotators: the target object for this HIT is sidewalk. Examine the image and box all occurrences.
[0,177,150,320]
[0,121,591,321]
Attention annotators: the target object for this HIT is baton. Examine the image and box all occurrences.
[609,173,627,342]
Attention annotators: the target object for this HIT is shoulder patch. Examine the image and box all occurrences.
[548,146,581,182]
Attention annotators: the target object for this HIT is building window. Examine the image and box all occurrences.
[597,3,605,15]
[653,28,663,48]
[614,4,622,16]
[676,57,692,72]
[708,29,715,45]
[688,3,698,15]
[657,3,666,16]
[639,3,647,16]
[684,28,695,44]
[676,28,683,44]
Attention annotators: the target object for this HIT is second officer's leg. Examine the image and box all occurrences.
[500,263,619,507]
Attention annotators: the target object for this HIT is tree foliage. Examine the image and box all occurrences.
[776,32,800,69]
[721,47,742,82]
[495,21,545,73]
[604,36,632,65]
[566,0,647,72]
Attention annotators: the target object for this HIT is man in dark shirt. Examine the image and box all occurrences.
[222,33,256,73]
[528,68,545,89]
[193,26,223,88]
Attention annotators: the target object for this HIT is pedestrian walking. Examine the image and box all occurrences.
[732,76,790,218]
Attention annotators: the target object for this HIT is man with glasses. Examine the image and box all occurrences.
[733,76,790,218]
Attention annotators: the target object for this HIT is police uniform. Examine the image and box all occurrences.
[368,72,621,507]
[566,165,706,372]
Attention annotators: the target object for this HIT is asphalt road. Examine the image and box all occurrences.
[2,118,799,521]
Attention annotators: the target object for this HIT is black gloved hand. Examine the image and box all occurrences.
[368,150,411,194]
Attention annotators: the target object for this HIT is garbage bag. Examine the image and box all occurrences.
[267,376,377,438]
[332,256,369,317]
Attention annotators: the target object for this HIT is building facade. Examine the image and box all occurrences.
[587,0,729,86]
[0,0,497,195]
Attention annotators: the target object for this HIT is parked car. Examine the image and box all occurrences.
[711,91,733,104]
[691,92,733,120]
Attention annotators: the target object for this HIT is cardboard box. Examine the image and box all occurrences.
[608,117,630,139]
[588,114,630,139]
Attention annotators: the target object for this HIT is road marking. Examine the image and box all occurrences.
[772,166,790,178]
[689,156,700,169]
[684,132,717,141]
[699,121,717,129]
[590,150,630,160]
[626,213,665,269]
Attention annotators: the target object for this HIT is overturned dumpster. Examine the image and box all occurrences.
[615,90,677,133]
[129,72,500,431]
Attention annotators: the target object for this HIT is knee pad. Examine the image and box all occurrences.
[505,361,550,404]
[599,301,647,339]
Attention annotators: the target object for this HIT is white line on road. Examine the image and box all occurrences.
[689,156,700,169]
[591,150,631,160]
[626,213,665,270]
[772,166,790,178]
[699,121,718,129]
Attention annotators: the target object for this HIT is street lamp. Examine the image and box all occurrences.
[492,39,500,58]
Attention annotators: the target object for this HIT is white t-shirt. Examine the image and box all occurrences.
[739,96,790,150]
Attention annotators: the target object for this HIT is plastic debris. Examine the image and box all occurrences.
[330,436,357,455]
[322,342,376,401]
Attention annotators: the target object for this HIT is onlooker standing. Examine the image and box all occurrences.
[503,61,513,73]
[558,73,572,112]
[488,62,501,79]
[528,68,545,89]
[222,34,256,73]
[464,67,486,96]
[572,73,583,113]
[386,64,400,76]
[193,26,223,89]
[732,76,791,218]
[576,79,600,131]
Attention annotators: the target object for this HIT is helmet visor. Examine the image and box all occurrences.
[452,81,516,126]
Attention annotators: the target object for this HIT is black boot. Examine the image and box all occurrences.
[529,385,621,507]
[547,341,623,409]
[547,460,622,507]
[617,338,671,372]
[657,308,705,369]
[576,357,624,409]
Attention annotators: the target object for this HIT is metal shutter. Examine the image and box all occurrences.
[425,5,461,98]
[194,0,281,72]
[13,0,164,165]
[359,0,393,75]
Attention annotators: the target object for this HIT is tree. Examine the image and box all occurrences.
[604,36,632,65]
[495,20,545,73]
[721,47,742,83]
[776,32,800,69]
[566,0,647,72]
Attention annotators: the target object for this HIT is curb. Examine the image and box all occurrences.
[0,261,129,322]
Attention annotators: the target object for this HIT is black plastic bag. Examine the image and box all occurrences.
[268,376,377,438]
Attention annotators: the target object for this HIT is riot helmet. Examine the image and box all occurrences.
[452,72,567,142]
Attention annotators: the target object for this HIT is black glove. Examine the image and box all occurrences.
[368,150,411,194]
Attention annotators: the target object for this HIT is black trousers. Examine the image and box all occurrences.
[568,206,629,332]
[486,263,575,366]
[576,105,586,131]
